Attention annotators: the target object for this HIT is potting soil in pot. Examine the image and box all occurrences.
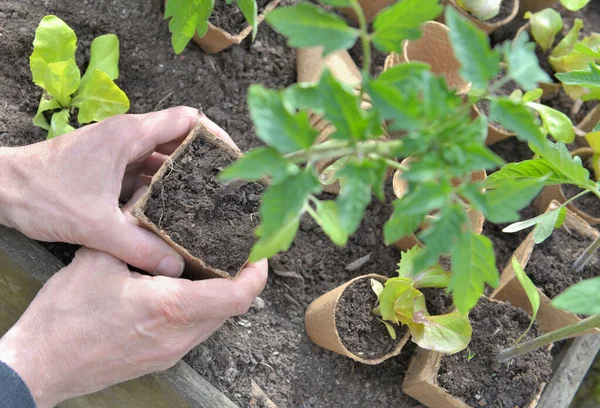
[335,277,406,359]
[144,136,263,276]
[209,0,271,35]
[437,297,553,408]
[526,226,600,299]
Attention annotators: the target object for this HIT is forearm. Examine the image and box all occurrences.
[0,147,29,229]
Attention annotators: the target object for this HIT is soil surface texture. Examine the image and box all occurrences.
[526,226,600,299]
[210,0,271,35]
[144,136,262,276]
[336,277,404,359]
[438,297,553,408]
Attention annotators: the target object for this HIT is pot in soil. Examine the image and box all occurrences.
[441,0,520,35]
[402,297,552,408]
[383,21,471,96]
[338,0,396,24]
[132,121,264,280]
[304,274,410,364]
[391,164,486,250]
[534,148,600,226]
[491,200,600,335]
[170,0,280,54]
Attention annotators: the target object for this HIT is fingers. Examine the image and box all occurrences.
[97,214,185,278]
[162,259,268,322]
[121,152,167,200]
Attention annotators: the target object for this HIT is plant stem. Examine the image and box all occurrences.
[349,0,371,94]
[284,139,404,165]
[573,234,600,272]
[497,314,600,362]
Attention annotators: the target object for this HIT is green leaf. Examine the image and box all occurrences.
[371,0,443,53]
[527,102,575,143]
[449,233,499,314]
[512,257,540,344]
[320,156,350,186]
[250,170,321,261]
[556,62,600,89]
[550,33,600,74]
[30,15,77,88]
[72,69,130,124]
[411,311,472,354]
[490,98,545,149]
[165,0,214,54]
[483,179,545,223]
[503,207,562,233]
[319,0,352,5]
[266,4,359,55]
[445,6,501,89]
[524,9,563,53]
[505,32,551,91]
[33,95,61,130]
[47,109,75,139]
[336,163,373,235]
[522,88,544,103]
[531,141,596,189]
[371,278,385,298]
[397,247,451,288]
[237,0,258,39]
[81,34,120,86]
[533,207,561,243]
[456,0,501,20]
[552,276,600,315]
[310,200,348,246]
[43,60,81,107]
[485,159,565,188]
[559,0,591,12]
[219,147,298,184]
[550,18,583,59]
[247,85,318,153]
[377,318,398,340]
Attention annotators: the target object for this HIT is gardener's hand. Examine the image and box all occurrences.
[0,248,267,408]
[0,107,236,277]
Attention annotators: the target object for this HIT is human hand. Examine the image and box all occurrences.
[0,248,267,408]
[0,107,236,277]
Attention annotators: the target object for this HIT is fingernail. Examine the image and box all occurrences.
[156,255,185,277]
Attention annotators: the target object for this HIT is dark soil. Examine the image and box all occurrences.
[526,226,600,299]
[438,297,553,408]
[488,136,533,166]
[144,136,262,276]
[210,0,271,34]
[336,277,404,359]
[421,288,454,316]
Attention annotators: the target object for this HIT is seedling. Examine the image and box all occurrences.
[30,15,130,139]
[371,248,472,355]
[165,0,260,54]
[456,0,502,21]
[466,348,476,361]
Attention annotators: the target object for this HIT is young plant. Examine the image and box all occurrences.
[220,0,570,316]
[30,15,129,139]
[165,0,259,54]
[456,0,502,21]
[371,248,472,355]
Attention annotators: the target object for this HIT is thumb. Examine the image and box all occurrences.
[98,214,185,277]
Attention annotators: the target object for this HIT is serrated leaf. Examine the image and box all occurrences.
[483,179,545,223]
[33,95,61,130]
[311,200,348,246]
[371,0,443,53]
[43,60,81,107]
[445,6,501,89]
[559,0,591,12]
[237,0,258,39]
[248,85,318,153]
[485,159,565,188]
[266,4,359,55]
[250,170,321,261]
[524,8,563,53]
[556,62,600,89]
[72,69,129,124]
[533,207,561,243]
[505,32,551,91]
[512,257,540,344]
[552,276,600,315]
[336,164,373,235]
[397,247,451,288]
[47,109,75,139]
[410,311,472,354]
[490,98,545,149]
[219,147,298,184]
[81,34,120,86]
[449,233,499,314]
[527,102,575,143]
[166,0,214,54]
[30,15,77,88]
[531,141,596,189]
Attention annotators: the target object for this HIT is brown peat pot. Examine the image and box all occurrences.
[442,0,520,35]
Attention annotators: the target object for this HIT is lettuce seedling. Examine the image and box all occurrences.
[456,0,502,21]
[165,0,259,54]
[371,248,472,355]
[30,15,129,139]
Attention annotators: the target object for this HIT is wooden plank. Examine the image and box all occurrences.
[0,226,238,408]
[537,334,600,408]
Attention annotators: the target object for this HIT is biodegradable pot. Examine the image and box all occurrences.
[132,121,253,280]
[534,148,600,226]
[338,0,396,23]
[392,164,486,250]
[304,274,411,365]
[383,21,471,95]
[170,0,280,54]
[519,0,558,13]
[491,200,600,335]
[442,0,520,35]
